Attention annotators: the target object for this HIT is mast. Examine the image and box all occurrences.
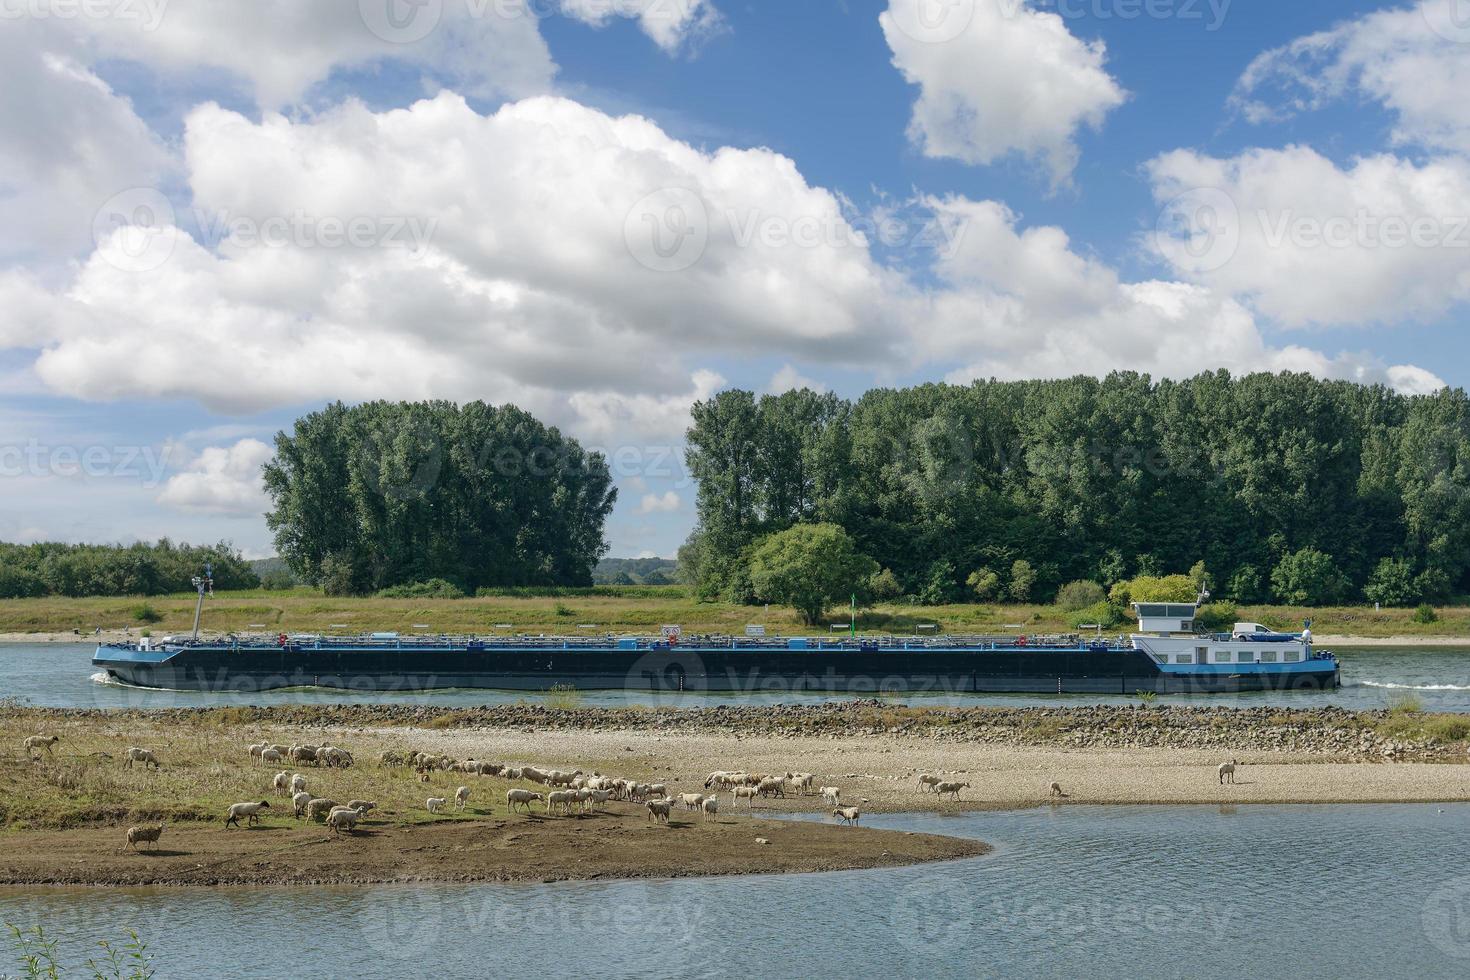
[190,562,214,642]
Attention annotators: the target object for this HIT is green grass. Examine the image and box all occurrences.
[1,588,1469,641]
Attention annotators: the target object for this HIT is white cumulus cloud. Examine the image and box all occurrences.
[638,490,681,513]
[156,437,274,516]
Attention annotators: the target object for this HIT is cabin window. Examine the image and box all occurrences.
[1215,650,1232,663]
[1175,653,1194,664]
[1237,651,1254,663]
[1283,651,1300,662]
[1260,650,1278,663]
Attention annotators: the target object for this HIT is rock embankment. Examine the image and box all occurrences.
[8,701,1461,761]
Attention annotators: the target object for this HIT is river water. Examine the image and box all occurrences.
[3,804,1470,978]
[4,642,1469,711]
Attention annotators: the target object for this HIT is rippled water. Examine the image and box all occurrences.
[3,805,1470,978]
[4,642,1470,711]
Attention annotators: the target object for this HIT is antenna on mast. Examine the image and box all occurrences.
[190,562,214,642]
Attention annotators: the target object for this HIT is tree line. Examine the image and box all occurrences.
[681,372,1470,608]
[0,541,258,598]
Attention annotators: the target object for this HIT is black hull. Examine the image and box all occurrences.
[94,645,1339,695]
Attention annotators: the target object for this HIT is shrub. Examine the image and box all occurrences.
[869,568,903,601]
[1068,601,1122,630]
[131,604,162,624]
[966,567,1000,601]
[375,578,465,599]
[1056,579,1106,611]
[1363,558,1418,607]
[1108,573,1196,607]
[1008,559,1036,603]
[1270,548,1348,606]
[554,602,576,617]
[1414,603,1438,624]
[1195,600,1238,632]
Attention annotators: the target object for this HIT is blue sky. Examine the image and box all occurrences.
[2,0,1467,561]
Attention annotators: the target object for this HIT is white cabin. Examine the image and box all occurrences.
[1128,602,1312,669]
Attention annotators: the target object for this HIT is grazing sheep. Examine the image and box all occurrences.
[820,786,841,806]
[521,766,551,785]
[326,807,360,835]
[506,789,544,813]
[546,790,578,814]
[703,771,736,790]
[225,800,271,828]
[290,746,318,766]
[22,735,58,759]
[249,743,267,763]
[346,800,376,814]
[476,761,503,777]
[1217,759,1238,785]
[125,822,165,851]
[1048,781,1064,798]
[266,743,290,757]
[305,798,339,822]
[503,767,524,781]
[377,750,404,768]
[731,785,758,806]
[646,799,672,824]
[934,781,970,800]
[271,771,291,796]
[292,791,314,818]
[546,769,582,787]
[260,748,283,766]
[122,747,159,770]
[833,806,861,826]
[288,774,306,795]
[426,797,447,814]
[916,773,942,793]
[756,777,786,799]
[454,786,471,810]
[785,772,815,795]
[701,796,719,821]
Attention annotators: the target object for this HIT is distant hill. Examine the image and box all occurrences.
[248,556,301,588]
[593,557,679,586]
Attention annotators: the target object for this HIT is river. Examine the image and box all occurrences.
[3,642,1469,711]
[2,804,1469,977]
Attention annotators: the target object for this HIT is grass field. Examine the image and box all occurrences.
[0,587,1467,639]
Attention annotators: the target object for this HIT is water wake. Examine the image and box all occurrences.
[1357,680,1470,692]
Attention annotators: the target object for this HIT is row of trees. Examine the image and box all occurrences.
[0,540,258,598]
[264,401,617,594]
[682,372,1470,608]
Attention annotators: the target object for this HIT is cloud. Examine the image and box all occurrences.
[559,0,724,53]
[879,0,1126,186]
[1231,0,1470,155]
[638,490,681,513]
[155,438,274,516]
[766,364,828,395]
[1147,145,1470,328]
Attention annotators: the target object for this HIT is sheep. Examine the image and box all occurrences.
[520,766,551,784]
[731,785,758,806]
[934,781,970,800]
[266,743,290,757]
[22,735,58,759]
[646,799,672,824]
[122,747,159,770]
[326,807,360,835]
[290,773,307,796]
[272,771,291,796]
[546,769,582,787]
[426,797,447,814]
[260,748,283,766]
[916,773,942,793]
[476,761,504,777]
[703,771,738,790]
[225,800,271,828]
[679,792,705,811]
[755,777,786,798]
[455,786,471,810]
[502,767,524,781]
[584,789,613,811]
[125,822,165,851]
[506,789,544,813]
[377,750,404,767]
[1048,781,1065,798]
[785,772,815,795]
[249,743,267,763]
[346,800,376,814]
[820,786,841,806]
[1218,759,1238,785]
[701,796,719,821]
[292,791,314,818]
[305,798,339,822]
[546,790,578,814]
[289,746,318,766]
[833,806,861,826]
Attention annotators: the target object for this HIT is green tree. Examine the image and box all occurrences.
[1271,548,1349,606]
[869,567,903,600]
[748,523,878,625]
[1056,579,1106,611]
[1008,559,1037,602]
[1363,558,1418,607]
[967,567,1000,600]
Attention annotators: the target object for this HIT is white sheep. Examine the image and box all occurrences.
[646,799,672,824]
[225,800,271,828]
[426,797,447,814]
[454,786,471,810]
[305,798,338,822]
[934,781,970,800]
[292,791,314,818]
[290,773,307,796]
[833,806,861,826]
[679,792,705,810]
[756,777,786,798]
[266,743,290,757]
[785,772,815,795]
[122,747,159,770]
[1218,759,1238,785]
[260,748,283,766]
[521,766,551,784]
[22,735,58,759]
[916,773,942,793]
[290,746,318,766]
[125,822,165,851]
[701,796,719,821]
[326,807,360,834]
[249,743,267,763]
[271,771,291,796]
[820,786,841,806]
[546,790,578,814]
[506,789,544,813]
[731,786,758,806]
[584,789,613,811]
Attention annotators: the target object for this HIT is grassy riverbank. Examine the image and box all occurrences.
[3,588,1470,643]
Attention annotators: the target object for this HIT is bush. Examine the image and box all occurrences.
[966,567,1000,601]
[131,604,162,624]
[1067,601,1123,630]
[1270,548,1348,606]
[1008,559,1036,603]
[1056,579,1106,611]
[1108,573,1196,607]
[1414,603,1438,624]
[1363,557,1418,607]
[1195,600,1238,632]
[375,578,465,599]
[869,568,903,600]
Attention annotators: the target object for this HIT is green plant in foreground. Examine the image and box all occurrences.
[1414,603,1438,624]
[545,682,583,710]
[1135,690,1158,705]
[8,922,154,980]
[1388,693,1424,716]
